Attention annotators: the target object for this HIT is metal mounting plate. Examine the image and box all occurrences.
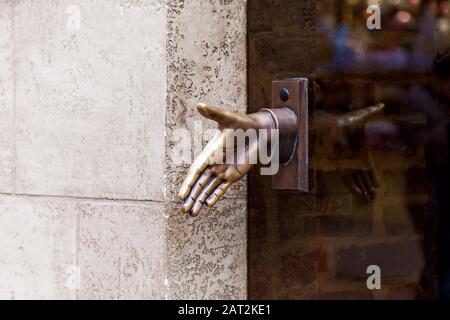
[272,78,309,191]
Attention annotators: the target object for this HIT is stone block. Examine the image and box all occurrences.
[0,3,13,193]
[14,0,166,200]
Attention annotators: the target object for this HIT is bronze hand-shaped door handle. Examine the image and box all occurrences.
[178,103,297,216]
[178,103,260,216]
[178,96,384,217]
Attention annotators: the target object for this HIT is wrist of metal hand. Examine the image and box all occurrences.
[251,107,298,164]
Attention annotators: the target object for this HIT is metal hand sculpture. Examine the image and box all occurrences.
[178,103,296,216]
[179,102,384,216]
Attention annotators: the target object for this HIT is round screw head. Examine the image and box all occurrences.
[279,88,289,101]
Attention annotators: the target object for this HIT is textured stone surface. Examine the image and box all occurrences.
[0,2,13,193]
[78,201,165,300]
[166,199,247,299]
[14,0,166,200]
[165,0,248,299]
[0,196,76,299]
[0,196,165,299]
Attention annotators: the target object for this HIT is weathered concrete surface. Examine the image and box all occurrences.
[14,0,166,201]
[0,195,76,299]
[0,0,247,299]
[165,0,248,299]
[166,199,247,299]
[0,2,13,193]
[0,196,165,299]
[77,200,166,299]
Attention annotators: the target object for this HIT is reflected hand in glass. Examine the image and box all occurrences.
[312,103,384,200]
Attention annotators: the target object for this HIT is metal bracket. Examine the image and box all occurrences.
[272,78,309,191]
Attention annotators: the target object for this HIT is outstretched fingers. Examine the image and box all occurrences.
[342,173,364,198]
[206,182,233,208]
[353,172,371,201]
[361,171,375,200]
[178,131,222,201]
[180,169,214,214]
[178,160,209,202]
[189,176,223,217]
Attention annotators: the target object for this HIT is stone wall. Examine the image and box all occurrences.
[165,0,247,299]
[0,0,247,299]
